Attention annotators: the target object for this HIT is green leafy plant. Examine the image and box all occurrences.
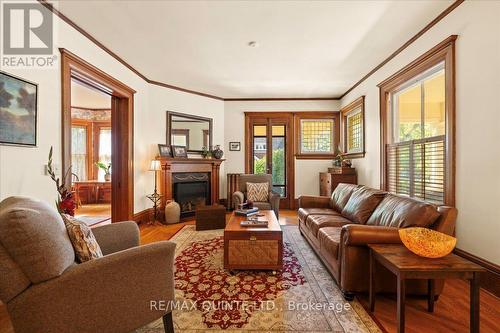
[201,146,212,158]
[96,161,111,175]
[333,144,346,167]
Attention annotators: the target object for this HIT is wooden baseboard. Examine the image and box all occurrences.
[454,248,500,297]
[133,208,153,224]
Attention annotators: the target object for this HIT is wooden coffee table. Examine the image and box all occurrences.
[224,210,283,271]
[368,244,485,333]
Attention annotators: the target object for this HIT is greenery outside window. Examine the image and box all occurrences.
[379,36,456,206]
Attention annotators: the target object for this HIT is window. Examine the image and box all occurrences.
[97,127,111,180]
[341,96,365,158]
[379,36,456,205]
[71,126,87,180]
[70,119,112,181]
[294,112,340,159]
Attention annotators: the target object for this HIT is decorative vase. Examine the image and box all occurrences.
[399,227,457,258]
[104,173,111,182]
[212,145,224,159]
[164,200,180,224]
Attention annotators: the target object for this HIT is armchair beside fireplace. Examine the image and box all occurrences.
[232,174,280,218]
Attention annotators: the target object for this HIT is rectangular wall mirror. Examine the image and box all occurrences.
[166,111,213,153]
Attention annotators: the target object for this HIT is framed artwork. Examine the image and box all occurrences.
[341,96,365,158]
[158,144,172,157]
[0,72,38,147]
[229,142,241,151]
[172,145,188,158]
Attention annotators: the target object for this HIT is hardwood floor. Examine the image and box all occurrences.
[1,209,498,332]
[75,203,111,218]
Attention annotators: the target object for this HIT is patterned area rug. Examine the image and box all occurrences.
[138,225,380,332]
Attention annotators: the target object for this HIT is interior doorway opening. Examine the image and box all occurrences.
[61,49,135,223]
[70,79,112,226]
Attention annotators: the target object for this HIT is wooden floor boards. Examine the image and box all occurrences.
[1,209,498,332]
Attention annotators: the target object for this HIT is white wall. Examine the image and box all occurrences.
[224,100,340,199]
[143,86,224,211]
[0,1,224,215]
[340,0,500,264]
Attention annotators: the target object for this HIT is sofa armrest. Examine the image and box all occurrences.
[341,224,402,246]
[298,195,330,209]
[92,221,140,255]
[232,191,245,209]
[9,241,176,333]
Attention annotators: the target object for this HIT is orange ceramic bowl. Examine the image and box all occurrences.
[399,227,457,258]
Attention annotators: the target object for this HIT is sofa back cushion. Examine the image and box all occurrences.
[341,187,386,224]
[329,183,358,212]
[366,194,440,228]
[0,196,75,284]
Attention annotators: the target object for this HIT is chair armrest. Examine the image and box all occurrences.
[341,224,402,246]
[92,221,140,255]
[269,191,281,218]
[9,241,176,333]
[298,195,330,208]
[232,191,245,209]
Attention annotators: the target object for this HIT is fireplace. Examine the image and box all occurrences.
[172,172,211,217]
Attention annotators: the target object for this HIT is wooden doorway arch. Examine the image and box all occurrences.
[61,48,135,222]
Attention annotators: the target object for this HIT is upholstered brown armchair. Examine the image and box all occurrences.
[0,196,176,333]
[232,174,280,218]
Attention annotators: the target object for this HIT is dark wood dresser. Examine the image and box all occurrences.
[319,167,357,196]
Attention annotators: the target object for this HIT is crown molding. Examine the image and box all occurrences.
[339,0,464,100]
[39,0,464,102]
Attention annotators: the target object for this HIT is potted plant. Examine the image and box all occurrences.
[333,144,346,167]
[96,162,112,181]
[201,146,212,159]
[47,147,76,216]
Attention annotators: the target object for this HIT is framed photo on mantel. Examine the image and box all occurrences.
[0,72,38,147]
[158,144,172,157]
[172,145,188,158]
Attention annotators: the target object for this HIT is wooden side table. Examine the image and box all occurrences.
[368,244,485,333]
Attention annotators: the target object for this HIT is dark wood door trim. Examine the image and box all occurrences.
[61,48,135,222]
[244,112,295,209]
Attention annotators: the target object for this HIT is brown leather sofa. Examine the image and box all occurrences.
[298,183,457,300]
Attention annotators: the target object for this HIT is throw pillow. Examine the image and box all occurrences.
[246,182,269,202]
[61,214,103,263]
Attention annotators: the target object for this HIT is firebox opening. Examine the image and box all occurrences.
[172,173,210,217]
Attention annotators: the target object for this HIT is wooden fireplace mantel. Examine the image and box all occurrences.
[157,157,225,216]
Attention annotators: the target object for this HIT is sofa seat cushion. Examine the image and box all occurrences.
[298,208,339,222]
[253,202,271,210]
[330,183,359,212]
[318,227,342,259]
[341,187,386,224]
[366,194,440,228]
[306,214,352,237]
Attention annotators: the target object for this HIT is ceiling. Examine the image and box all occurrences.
[54,1,453,99]
[71,80,111,109]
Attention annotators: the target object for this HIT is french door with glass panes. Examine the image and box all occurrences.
[245,113,294,209]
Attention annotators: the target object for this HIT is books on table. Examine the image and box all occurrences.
[234,207,259,216]
[240,219,268,227]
